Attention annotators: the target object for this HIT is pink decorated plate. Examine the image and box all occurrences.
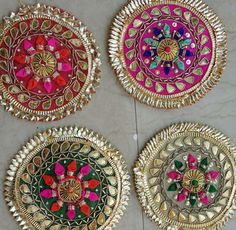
[0,4,101,121]
[109,0,227,109]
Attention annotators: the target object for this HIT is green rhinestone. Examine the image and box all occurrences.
[192,179,199,186]
[168,183,178,191]
[209,185,217,193]
[174,160,183,170]
[201,157,209,166]
[149,61,158,69]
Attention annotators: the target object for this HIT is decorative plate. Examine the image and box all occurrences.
[5,127,130,229]
[134,122,236,229]
[0,4,101,121]
[109,0,227,109]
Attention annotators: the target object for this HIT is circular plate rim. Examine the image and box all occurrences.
[108,0,227,109]
[134,122,236,229]
[4,126,130,230]
[0,3,101,122]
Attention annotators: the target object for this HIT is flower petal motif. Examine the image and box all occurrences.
[199,157,209,172]
[53,72,67,87]
[67,160,77,176]
[86,191,100,201]
[142,23,195,76]
[43,78,53,93]
[80,201,91,216]
[177,189,189,202]
[42,175,57,188]
[58,63,72,72]
[40,189,57,198]
[205,170,219,180]
[79,164,90,178]
[51,200,63,212]
[16,67,31,78]
[24,39,36,55]
[198,191,209,205]
[163,24,171,38]
[84,179,100,189]
[167,171,182,180]
[47,38,57,51]
[55,162,65,180]
[14,54,31,64]
[27,78,39,90]
[36,35,46,51]
[187,153,197,169]
[67,204,76,220]
[55,49,71,59]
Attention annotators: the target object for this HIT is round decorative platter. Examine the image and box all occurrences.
[109,0,227,109]
[0,4,101,121]
[134,122,236,229]
[5,127,130,229]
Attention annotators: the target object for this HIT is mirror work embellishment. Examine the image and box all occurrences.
[134,123,236,229]
[109,0,227,109]
[5,127,130,229]
[0,4,101,121]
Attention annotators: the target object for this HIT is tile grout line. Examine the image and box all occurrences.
[133,99,145,230]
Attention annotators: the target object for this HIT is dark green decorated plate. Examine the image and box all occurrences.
[5,127,130,230]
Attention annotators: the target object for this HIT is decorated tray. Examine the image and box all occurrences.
[0,4,101,121]
[134,122,236,229]
[109,0,227,109]
[4,127,130,229]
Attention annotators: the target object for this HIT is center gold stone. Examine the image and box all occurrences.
[31,51,56,77]
[58,178,82,203]
[182,170,205,193]
[157,38,179,61]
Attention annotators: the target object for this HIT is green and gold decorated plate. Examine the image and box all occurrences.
[5,127,130,229]
[134,122,236,229]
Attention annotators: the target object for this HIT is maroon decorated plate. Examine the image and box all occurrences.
[0,4,101,121]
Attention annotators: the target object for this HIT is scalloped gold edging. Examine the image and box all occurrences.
[109,0,227,109]
[4,126,130,230]
[134,122,236,229]
[0,4,101,121]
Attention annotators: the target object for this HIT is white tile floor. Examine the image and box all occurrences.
[0,0,235,229]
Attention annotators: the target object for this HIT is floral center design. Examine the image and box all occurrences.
[166,153,220,207]
[182,169,205,193]
[157,39,179,61]
[58,178,82,203]
[143,23,194,76]
[40,161,101,220]
[14,35,72,94]
[31,52,56,77]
